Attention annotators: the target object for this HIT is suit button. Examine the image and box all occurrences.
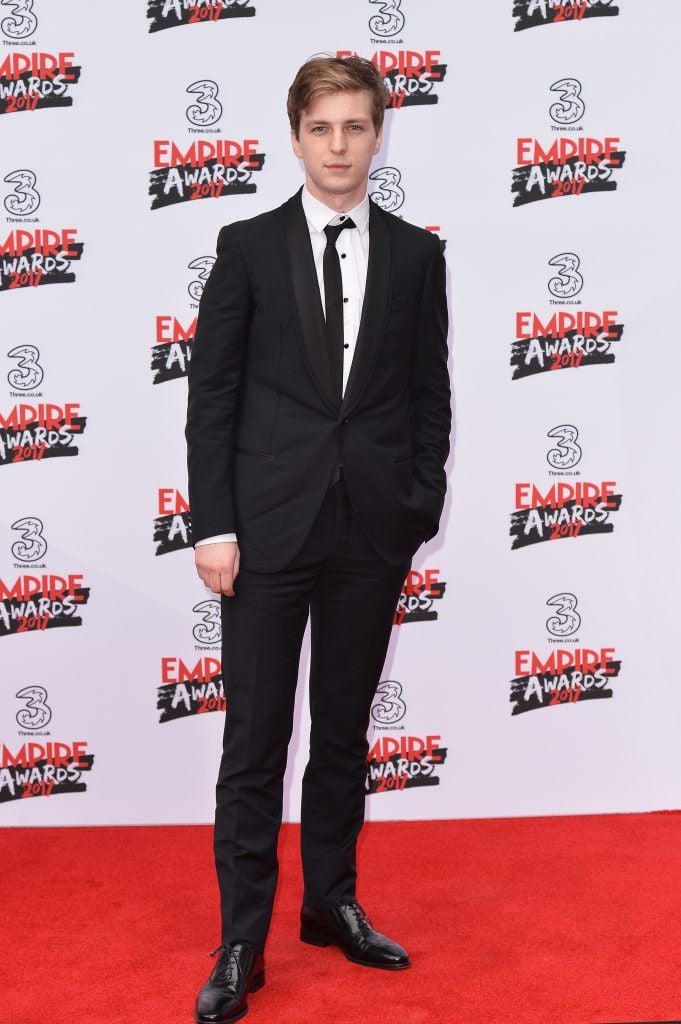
[341,417,350,424]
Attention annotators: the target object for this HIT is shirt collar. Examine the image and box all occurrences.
[301,182,371,235]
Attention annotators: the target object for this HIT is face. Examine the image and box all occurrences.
[291,88,383,201]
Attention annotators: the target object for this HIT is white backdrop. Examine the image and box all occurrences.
[2,0,680,825]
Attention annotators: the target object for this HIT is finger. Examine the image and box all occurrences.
[220,570,235,597]
[208,570,223,595]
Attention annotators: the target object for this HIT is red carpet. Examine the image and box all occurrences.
[2,813,681,1024]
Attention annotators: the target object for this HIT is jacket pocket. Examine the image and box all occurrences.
[233,446,274,460]
[389,289,420,313]
[392,453,414,464]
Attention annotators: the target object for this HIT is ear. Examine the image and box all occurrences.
[373,125,383,156]
[290,129,302,159]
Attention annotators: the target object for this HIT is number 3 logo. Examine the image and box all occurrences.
[549,78,585,126]
[546,593,581,638]
[193,599,222,645]
[369,166,405,213]
[8,343,44,390]
[186,80,222,128]
[368,0,405,38]
[188,256,216,303]
[11,516,47,562]
[1,0,37,40]
[548,252,583,299]
[16,686,52,729]
[371,680,406,725]
[4,169,40,217]
[547,424,582,470]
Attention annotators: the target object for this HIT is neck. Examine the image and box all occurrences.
[305,176,367,214]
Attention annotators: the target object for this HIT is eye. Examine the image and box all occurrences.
[348,124,364,131]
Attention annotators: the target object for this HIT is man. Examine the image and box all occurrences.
[186,54,451,1024]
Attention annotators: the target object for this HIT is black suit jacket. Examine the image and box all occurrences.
[185,185,451,572]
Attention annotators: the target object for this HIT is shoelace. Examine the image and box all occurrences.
[343,901,373,930]
[208,944,240,984]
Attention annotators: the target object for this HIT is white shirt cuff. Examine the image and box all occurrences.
[194,533,238,547]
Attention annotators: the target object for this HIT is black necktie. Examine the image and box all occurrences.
[323,217,356,399]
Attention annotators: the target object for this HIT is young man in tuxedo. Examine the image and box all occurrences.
[186,55,451,1024]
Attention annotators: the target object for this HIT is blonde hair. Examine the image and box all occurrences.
[287,55,387,139]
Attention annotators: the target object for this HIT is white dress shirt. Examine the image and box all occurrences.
[195,182,371,548]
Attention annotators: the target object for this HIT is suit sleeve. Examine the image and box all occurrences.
[185,225,251,545]
[409,233,452,540]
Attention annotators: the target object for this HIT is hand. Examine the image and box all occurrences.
[195,541,240,596]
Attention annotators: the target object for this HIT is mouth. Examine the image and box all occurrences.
[326,164,351,170]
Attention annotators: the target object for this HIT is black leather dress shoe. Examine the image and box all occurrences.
[300,899,411,970]
[193,940,265,1024]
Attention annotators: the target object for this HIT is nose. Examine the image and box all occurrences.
[329,128,347,153]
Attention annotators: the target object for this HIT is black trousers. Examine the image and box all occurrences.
[214,472,411,950]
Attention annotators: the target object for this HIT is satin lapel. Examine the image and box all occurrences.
[339,199,392,418]
[281,187,339,415]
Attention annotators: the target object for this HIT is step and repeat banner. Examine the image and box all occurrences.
[2,1,680,825]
